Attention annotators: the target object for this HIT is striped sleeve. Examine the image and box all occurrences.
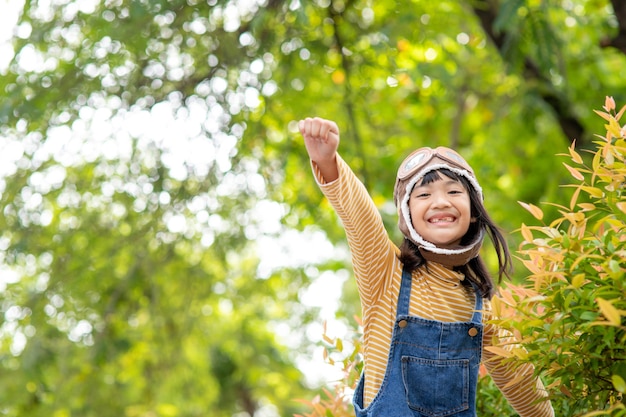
[312,154,398,304]
[483,307,555,417]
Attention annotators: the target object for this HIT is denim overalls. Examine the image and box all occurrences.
[353,266,484,417]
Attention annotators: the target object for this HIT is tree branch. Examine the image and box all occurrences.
[470,0,586,147]
[601,0,626,54]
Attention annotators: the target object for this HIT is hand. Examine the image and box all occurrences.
[298,117,340,165]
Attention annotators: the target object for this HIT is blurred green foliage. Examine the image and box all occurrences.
[0,0,626,415]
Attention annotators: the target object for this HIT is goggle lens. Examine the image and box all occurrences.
[397,147,472,180]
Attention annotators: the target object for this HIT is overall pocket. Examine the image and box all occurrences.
[401,356,469,417]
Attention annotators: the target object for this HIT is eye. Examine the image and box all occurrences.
[446,185,469,196]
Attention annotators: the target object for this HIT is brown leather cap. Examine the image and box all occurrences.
[393,147,484,267]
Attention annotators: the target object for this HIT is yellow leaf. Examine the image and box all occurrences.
[484,346,513,358]
[562,211,585,225]
[518,201,544,220]
[592,149,602,171]
[604,96,616,112]
[563,163,585,181]
[604,217,625,228]
[523,319,546,328]
[607,117,623,138]
[581,186,604,198]
[569,185,582,211]
[596,297,622,326]
[617,103,626,121]
[490,296,503,317]
[617,202,626,214]
[577,203,596,211]
[568,141,583,164]
[589,321,616,327]
[520,223,534,243]
[570,253,605,270]
[576,220,587,239]
[497,287,517,307]
[571,273,585,288]
[594,109,612,122]
[521,258,543,275]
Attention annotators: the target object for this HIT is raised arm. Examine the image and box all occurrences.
[298,116,399,304]
[298,117,339,182]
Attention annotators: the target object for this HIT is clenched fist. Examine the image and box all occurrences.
[299,117,340,182]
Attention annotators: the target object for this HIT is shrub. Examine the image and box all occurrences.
[492,96,626,416]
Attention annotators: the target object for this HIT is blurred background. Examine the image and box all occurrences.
[0,0,625,416]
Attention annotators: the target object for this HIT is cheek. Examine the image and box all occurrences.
[407,200,422,218]
[408,202,429,230]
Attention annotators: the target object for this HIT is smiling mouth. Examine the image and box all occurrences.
[429,216,456,223]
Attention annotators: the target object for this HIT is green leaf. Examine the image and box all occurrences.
[612,375,626,393]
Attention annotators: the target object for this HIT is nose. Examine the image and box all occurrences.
[431,191,451,208]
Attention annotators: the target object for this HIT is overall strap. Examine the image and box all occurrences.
[468,281,483,325]
[396,265,413,317]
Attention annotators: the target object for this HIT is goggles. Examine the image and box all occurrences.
[396,146,474,181]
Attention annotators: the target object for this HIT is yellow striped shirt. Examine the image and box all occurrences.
[313,154,554,417]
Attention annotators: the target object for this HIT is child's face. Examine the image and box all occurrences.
[408,174,473,248]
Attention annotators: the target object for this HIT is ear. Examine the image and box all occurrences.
[470,217,478,223]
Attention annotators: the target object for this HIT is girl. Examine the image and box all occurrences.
[298,117,554,417]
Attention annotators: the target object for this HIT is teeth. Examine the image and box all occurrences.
[431,217,454,223]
